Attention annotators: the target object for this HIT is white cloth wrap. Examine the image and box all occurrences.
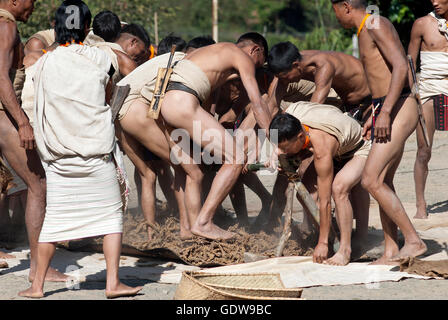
[419,51,448,104]
[33,44,127,242]
[33,44,115,161]
[38,156,123,242]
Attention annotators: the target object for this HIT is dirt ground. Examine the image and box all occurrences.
[1,130,448,300]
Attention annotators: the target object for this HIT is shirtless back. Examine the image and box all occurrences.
[268,42,370,107]
[332,0,427,265]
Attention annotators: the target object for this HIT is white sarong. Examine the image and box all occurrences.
[419,51,448,104]
[38,156,123,242]
[33,44,125,242]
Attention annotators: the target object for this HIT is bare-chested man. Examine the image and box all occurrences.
[332,0,427,264]
[116,38,216,241]
[268,41,372,123]
[125,35,272,240]
[0,0,67,280]
[408,0,448,219]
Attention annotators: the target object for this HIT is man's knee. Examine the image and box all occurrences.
[416,147,432,165]
[361,172,377,195]
[332,181,350,200]
[186,166,204,184]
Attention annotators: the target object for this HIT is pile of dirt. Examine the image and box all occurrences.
[127,213,314,267]
[63,202,315,267]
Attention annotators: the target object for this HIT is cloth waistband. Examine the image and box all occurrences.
[166,81,203,105]
[372,87,412,105]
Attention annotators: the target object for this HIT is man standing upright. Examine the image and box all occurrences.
[408,0,448,219]
[0,0,66,281]
[331,0,427,264]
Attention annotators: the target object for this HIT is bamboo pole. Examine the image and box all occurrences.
[154,11,159,45]
[212,0,218,43]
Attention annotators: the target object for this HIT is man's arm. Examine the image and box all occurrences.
[311,132,338,263]
[310,60,335,104]
[0,22,34,149]
[407,18,424,87]
[408,19,424,67]
[368,16,409,141]
[232,47,271,133]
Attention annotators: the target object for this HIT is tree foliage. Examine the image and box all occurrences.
[16,0,434,53]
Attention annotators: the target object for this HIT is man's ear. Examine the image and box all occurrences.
[343,1,351,14]
[292,61,301,70]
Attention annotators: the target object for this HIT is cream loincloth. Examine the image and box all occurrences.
[117,52,186,120]
[286,101,371,158]
[419,51,448,104]
[38,156,123,243]
[167,59,211,104]
[280,80,342,110]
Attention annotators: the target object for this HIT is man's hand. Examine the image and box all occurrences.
[362,113,373,141]
[18,121,36,150]
[373,111,391,143]
[313,242,329,264]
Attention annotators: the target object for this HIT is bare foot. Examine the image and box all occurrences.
[0,261,8,268]
[29,267,69,283]
[324,248,351,266]
[0,251,15,259]
[147,226,155,242]
[106,283,143,299]
[369,254,400,266]
[191,221,236,241]
[390,241,427,262]
[180,228,194,240]
[413,210,428,220]
[18,287,44,299]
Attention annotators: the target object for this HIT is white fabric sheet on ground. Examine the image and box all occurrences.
[2,248,200,284]
[204,256,431,289]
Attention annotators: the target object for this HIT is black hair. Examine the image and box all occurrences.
[92,10,121,42]
[269,113,303,144]
[236,32,269,59]
[55,0,92,44]
[330,0,367,8]
[120,23,151,48]
[157,34,187,55]
[268,42,302,74]
[186,35,216,50]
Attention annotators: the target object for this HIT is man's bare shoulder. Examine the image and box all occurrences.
[412,15,434,31]
[0,19,18,45]
[25,37,46,53]
[114,49,137,76]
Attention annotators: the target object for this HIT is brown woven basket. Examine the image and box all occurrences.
[174,271,303,300]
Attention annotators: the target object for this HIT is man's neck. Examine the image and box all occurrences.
[0,4,15,17]
[352,9,369,30]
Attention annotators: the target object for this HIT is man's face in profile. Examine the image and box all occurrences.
[17,0,36,23]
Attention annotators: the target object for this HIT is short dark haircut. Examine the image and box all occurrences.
[92,10,121,42]
[186,35,216,50]
[268,42,302,74]
[157,34,187,55]
[55,0,92,44]
[330,0,367,8]
[120,23,151,48]
[269,113,303,144]
[236,32,269,59]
